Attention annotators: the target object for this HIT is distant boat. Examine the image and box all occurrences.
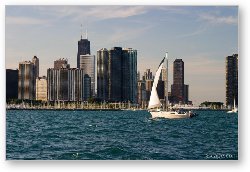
[227,98,238,114]
[148,52,196,119]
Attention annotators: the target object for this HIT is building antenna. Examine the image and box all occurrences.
[81,24,83,39]
[86,28,88,39]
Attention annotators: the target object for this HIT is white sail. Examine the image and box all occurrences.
[148,58,165,109]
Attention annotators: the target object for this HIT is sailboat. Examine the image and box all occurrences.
[227,98,238,113]
[148,52,195,119]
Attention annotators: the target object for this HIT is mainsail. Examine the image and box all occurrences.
[148,57,165,109]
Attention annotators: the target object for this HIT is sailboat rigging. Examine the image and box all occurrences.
[227,98,238,113]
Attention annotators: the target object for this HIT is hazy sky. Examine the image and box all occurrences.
[5,6,238,105]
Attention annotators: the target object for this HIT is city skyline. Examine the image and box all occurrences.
[5,6,238,105]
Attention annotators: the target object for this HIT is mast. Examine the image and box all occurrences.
[234,98,235,109]
[166,52,169,111]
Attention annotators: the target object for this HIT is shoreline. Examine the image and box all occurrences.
[6,108,228,111]
[6,108,123,111]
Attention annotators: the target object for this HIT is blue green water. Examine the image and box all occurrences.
[6,110,238,160]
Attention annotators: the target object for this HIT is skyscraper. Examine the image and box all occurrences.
[171,59,184,104]
[79,54,95,96]
[77,31,90,68]
[18,61,37,100]
[97,47,137,103]
[108,47,123,102]
[226,54,238,107]
[97,48,109,101]
[122,48,137,103]
[6,69,18,100]
[170,59,190,104]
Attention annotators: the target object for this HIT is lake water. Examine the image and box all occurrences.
[6,110,238,160]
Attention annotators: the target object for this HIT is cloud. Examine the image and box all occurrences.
[33,6,149,22]
[178,24,208,38]
[158,6,190,15]
[108,25,152,43]
[178,11,238,38]
[6,16,50,25]
[199,13,238,25]
[85,6,148,20]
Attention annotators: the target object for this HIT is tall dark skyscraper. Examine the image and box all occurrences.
[6,69,18,100]
[77,31,90,68]
[107,47,123,102]
[170,59,190,104]
[97,48,109,101]
[122,48,137,103]
[97,47,137,103]
[171,59,188,104]
[226,54,238,107]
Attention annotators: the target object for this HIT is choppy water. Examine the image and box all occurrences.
[6,110,238,160]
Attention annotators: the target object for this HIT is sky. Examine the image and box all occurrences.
[5,6,238,105]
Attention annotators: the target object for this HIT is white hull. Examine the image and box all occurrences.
[150,111,194,119]
[227,109,238,113]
